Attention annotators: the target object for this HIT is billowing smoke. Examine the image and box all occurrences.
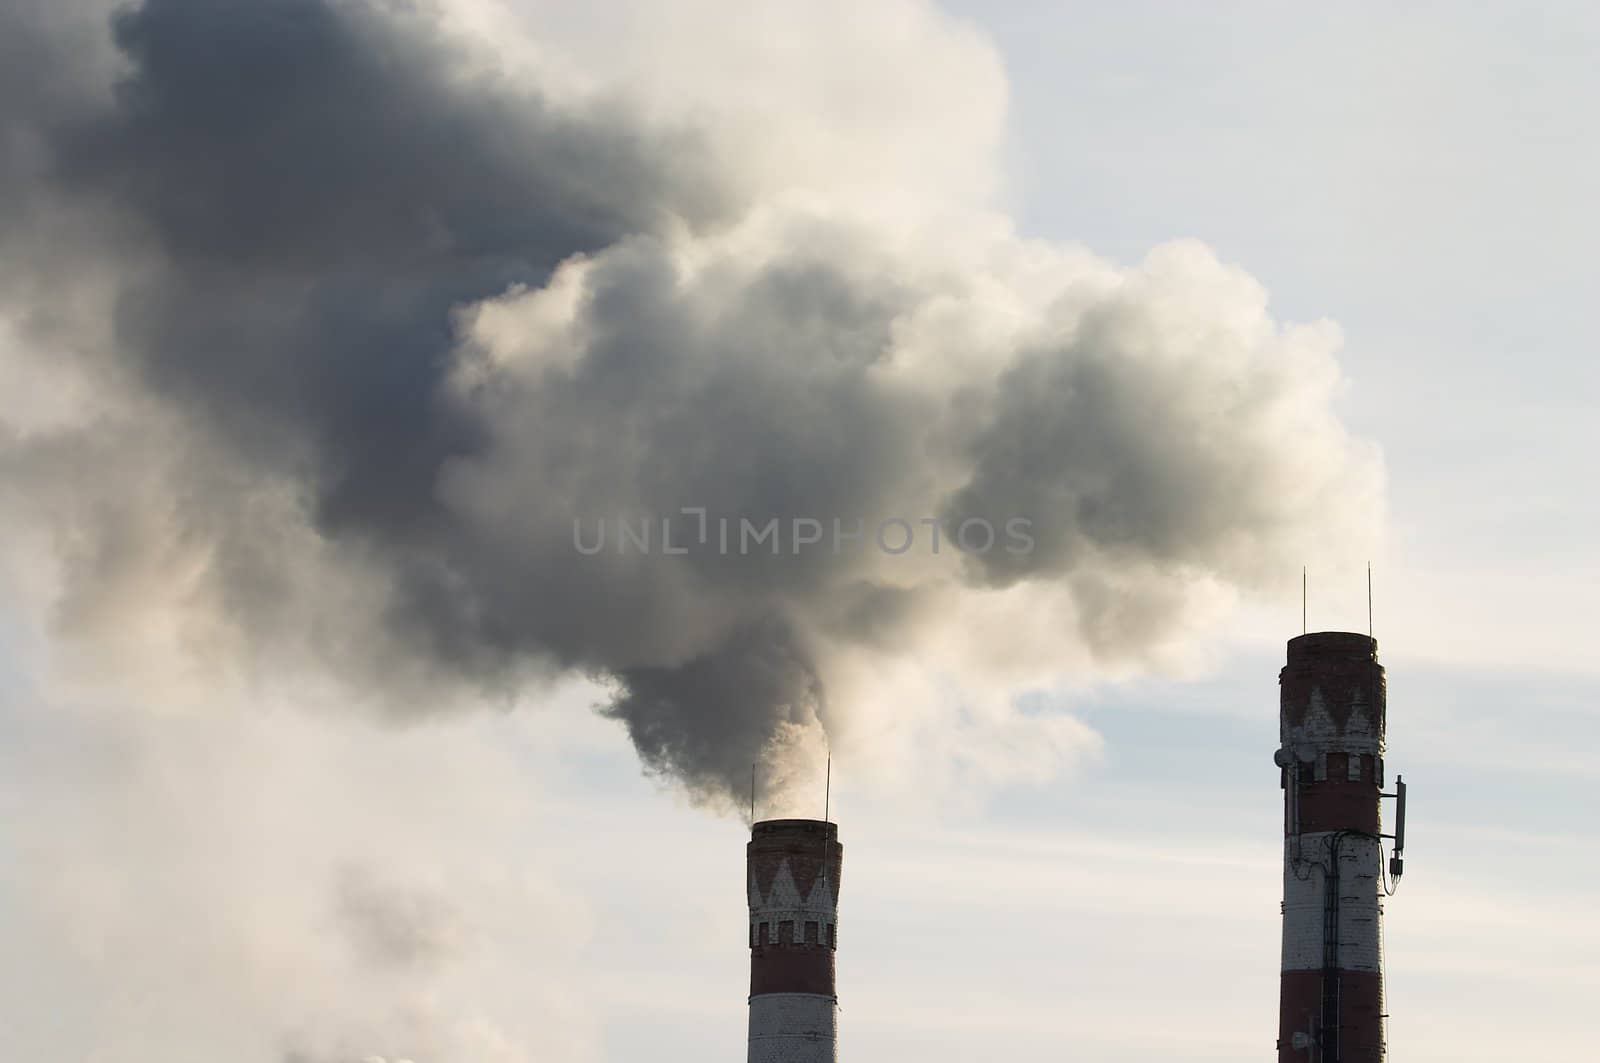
[0,0,1381,813]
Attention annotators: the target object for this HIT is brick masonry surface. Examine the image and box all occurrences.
[748,821,841,1063]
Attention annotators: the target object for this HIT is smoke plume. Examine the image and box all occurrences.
[0,0,1382,812]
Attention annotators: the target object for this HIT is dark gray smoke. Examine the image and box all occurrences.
[0,0,1381,810]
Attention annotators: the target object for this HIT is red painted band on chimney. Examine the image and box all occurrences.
[747,819,841,999]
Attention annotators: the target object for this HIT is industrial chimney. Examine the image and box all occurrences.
[747,819,842,1063]
[1275,632,1407,1061]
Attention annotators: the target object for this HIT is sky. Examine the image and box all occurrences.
[1,2,1597,1061]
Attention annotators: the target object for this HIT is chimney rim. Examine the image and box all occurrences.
[1286,630,1378,663]
[750,817,838,835]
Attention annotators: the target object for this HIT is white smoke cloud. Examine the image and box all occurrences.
[0,667,605,1063]
[0,0,1382,812]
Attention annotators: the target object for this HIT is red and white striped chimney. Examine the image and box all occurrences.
[747,819,842,1063]
[1276,632,1390,1061]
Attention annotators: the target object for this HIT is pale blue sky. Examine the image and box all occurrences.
[2,3,1596,1061]
[952,0,1600,650]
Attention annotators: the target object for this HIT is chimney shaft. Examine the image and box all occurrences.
[747,819,841,1063]
[1277,632,1388,1062]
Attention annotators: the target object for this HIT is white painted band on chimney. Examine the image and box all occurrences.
[1282,830,1384,973]
[748,993,837,1063]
